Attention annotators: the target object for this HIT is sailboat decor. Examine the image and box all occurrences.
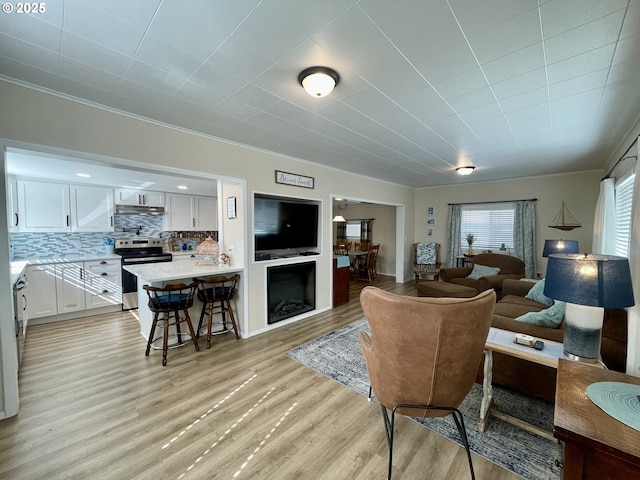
[548,202,581,231]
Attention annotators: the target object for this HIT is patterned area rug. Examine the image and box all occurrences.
[286,318,562,480]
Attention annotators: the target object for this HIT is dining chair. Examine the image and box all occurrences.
[357,243,380,282]
[333,242,351,256]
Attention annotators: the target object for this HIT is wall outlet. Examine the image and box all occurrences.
[228,245,235,254]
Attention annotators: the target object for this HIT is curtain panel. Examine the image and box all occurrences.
[592,177,616,254]
[445,204,461,267]
[514,200,537,279]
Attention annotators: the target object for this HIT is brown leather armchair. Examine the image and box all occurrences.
[359,287,496,480]
[439,252,525,299]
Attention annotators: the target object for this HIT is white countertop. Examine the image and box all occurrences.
[123,259,243,283]
[15,254,122,265]
[10,261,29,285]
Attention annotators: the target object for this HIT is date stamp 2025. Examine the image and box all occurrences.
[2,3,46,14]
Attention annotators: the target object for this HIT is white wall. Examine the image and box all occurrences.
[414,170,602,277]
[0,79,415,350]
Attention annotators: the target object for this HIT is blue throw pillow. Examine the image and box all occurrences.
[525,279,554,307]
[467,264,501,280]
[516,301,566,328]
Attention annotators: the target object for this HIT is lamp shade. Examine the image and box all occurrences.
[543,254,635,308]
[542,239,579,257]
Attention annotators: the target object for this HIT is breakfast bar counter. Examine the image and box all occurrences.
[123,260,244,341]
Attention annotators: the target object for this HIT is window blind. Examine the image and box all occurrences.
[460,203,515,251]
[614,174,634,257]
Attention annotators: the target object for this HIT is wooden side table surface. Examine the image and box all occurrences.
[554,359,640,479]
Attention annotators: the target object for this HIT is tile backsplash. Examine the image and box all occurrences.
[10,214,216,259]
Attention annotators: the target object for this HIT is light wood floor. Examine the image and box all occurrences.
[0,276,521,480]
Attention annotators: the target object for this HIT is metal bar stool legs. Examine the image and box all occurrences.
[143,282,200,366]
[194,274,241,349]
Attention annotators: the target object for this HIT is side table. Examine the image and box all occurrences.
[554,359,640,479]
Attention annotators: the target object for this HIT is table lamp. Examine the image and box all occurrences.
[544,253,634,363]
[542,239,579,257]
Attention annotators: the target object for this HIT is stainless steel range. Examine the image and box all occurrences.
[115,238,172,310]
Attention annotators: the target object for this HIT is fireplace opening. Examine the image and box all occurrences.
[267,262,316,324]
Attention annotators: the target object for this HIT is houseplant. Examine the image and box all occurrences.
[466,233,475,255]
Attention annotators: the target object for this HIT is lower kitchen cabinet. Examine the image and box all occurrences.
[84,259,122,308]
[56,262,85,314]
[27,259,122,320]
[25,265,58,319]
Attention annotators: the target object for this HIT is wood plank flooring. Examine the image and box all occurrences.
[0,276,522,479]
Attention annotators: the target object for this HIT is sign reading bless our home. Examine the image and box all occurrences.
[275,170,314,189]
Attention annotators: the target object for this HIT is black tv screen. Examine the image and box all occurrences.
[254,197,319,252]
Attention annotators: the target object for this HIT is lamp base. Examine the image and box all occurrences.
[562,303,603,363]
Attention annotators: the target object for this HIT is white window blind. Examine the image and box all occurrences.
[460,203,515,251]
[614,174,635,257]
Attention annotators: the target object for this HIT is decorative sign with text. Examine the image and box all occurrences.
[275,170,314,189]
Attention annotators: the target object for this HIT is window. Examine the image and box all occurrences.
[614,174,634,257]
[460,203,515,251]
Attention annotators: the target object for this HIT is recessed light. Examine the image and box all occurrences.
[177,185,188,190]
[76,173,91,178]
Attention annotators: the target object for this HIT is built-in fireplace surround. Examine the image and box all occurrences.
[267,262,316,324]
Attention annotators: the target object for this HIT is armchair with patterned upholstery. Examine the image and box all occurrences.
[413,242,440,283]
[439,252,525,300]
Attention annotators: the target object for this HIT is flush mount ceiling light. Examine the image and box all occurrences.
[456,166,476,175]
[298,66,340,98]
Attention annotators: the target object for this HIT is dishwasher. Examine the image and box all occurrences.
[13,275,28,367]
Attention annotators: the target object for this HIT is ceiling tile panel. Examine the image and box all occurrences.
[546,44,616,84]
[481,43,545,84]
[81,0,162,31]
[467,8,542,64]
[491,67,547,100]
[0,56,60,90]
[135,34,203,80]
[205,38,274,82]
[540,0,629,38]
[57,77,118,106]
[0,33,59,74]
[63,1,146,57]
[543,10,627,64]
[0,12,62,52]
[451,0,538,38]
[498,87,549,113]
[123,60,186,95]
[59,57,121,93]
[174,81,226,108]
[61,32,130,77]
[187,61,247,98]
[358,0,448,39]
[548,69,609,100]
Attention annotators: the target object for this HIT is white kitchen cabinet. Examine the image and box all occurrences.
[7,176,19,232]
[17,180,114,233]
[17,180,70,232]
[195,196,217,230]
[166,193,195,230]
[71,185,114,232]
[55,262,85,314]
[115,188,165,207]
[25,265,58,319]
[84,259,122,309]
[166,193,217,231]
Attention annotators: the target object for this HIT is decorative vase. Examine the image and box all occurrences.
[467,244,473,255]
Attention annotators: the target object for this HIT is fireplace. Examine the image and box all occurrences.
[267,262,316,324]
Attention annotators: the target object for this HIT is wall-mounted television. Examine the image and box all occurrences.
[254,195,319,254]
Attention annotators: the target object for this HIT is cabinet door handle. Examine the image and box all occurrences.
[110,216,113,227]
[102,289,109,294]
[100,260,107,265]
[192,218,195,228]
[14,213,18,227]
[66,215,70,227]
[138,194,142,205]
[141,194,146,205]
[80,268,83,280]
[101,272,109,276]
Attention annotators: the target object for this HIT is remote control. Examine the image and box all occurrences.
[533,340,544,350]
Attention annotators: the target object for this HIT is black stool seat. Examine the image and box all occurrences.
[143,282,200,366]
[194,275,240,348]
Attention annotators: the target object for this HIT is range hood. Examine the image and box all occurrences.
[115,204,165,216]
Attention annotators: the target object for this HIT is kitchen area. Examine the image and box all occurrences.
[4,148,247,417]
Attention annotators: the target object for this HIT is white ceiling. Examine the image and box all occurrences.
[1,0,639,188]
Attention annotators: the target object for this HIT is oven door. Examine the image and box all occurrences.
[121,256,172,311]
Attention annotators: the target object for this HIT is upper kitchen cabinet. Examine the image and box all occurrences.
[71,185,114,232]
[166,193,217,231]
[115,188,164,207]
[7,176,19,232]
[18,180,70,232]
[17,180,114,233]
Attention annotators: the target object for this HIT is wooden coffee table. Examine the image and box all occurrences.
[479,327,566,440]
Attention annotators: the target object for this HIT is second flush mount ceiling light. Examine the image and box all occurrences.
[298,66,340,98]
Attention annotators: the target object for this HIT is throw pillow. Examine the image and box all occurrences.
[467,264,501,280]
[516,301,566,328]
[524,279,554,307]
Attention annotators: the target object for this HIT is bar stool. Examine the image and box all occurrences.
[194,275,240,348]
[143,282,200,366]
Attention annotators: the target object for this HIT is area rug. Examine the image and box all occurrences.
[286,318,562,480]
